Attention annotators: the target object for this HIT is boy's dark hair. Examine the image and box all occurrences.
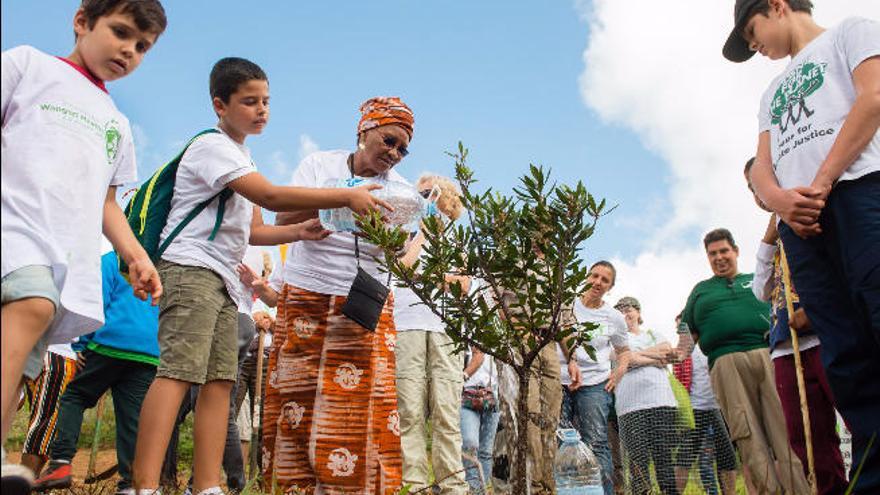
[80,0,167,35]
[703,228,738,250]
[740,0,813,35]
[210,58,268,104]
[589,260,617,287]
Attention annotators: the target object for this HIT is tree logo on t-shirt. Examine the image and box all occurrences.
[769,61,827,134]
[104,120,121,164]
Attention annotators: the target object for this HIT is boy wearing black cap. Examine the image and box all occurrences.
[724,0,880,491]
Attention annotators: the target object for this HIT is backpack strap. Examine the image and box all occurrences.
[208,188,234,241]
[153,128,226,258]
[156,189,229,258]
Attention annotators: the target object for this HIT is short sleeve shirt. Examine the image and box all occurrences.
[759,17,880,189]
[393,250,447,333]
[561,299,629,387]
[2,46,137,343]
[614,329,677,416]
[281,150,407,296]
[689,345,720,410]
[159,128,256,312]
[681,273,769,368]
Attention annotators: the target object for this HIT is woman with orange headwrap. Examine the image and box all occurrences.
[256,97,413,494]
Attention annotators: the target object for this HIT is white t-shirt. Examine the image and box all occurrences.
[48,344,77,361]
[268,252,285,292]
[1,46,137,344]
[759,17,880,189]
[689,346,719,411]
[614,329,677,416]
[159,129,256,312]
[282,150,407,296]
[464,350,497,389]
[559,300,630,387]
[393,250,446,332]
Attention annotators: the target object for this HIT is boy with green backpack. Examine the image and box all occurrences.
[130,57,391,495]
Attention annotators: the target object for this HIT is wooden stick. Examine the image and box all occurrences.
[248,327,267,478]
[778,241,818,495]
[87,392,108,481]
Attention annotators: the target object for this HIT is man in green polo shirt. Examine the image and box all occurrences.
[681,228,807,494]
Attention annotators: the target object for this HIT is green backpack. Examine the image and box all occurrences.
[119,128,233,275]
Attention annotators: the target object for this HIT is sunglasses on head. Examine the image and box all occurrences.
[382,135,409,157]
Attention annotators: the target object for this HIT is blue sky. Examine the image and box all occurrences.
[1,0,668,261]
[4,1,873,334]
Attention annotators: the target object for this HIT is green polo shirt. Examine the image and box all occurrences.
[681,273,770,368]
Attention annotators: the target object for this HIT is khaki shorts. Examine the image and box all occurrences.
[1,265,59,379]
[156,261,238,384]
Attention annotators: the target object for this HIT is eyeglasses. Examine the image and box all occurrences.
[419,189,432,199]
[382,135,409,157]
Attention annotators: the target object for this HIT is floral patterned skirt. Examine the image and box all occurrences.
[262,284,402,494]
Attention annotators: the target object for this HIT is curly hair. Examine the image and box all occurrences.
[417,174,464,221]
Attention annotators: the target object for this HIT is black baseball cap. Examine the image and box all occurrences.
[723,0,764,62]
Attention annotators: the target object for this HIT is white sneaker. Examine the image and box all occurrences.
[194,486,225,495]
[1,457,34,495]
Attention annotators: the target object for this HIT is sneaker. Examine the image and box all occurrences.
[1,463,34,495]
[1,448,34,495]
[194,487,225,495]
[32,460,72,492]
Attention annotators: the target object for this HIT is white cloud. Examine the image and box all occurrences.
[298,134,320,161]
[268,150,290,178]
[578,1,878,339]
[131,123,150,154]
[273,134,321,183]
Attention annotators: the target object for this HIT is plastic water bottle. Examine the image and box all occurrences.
[318,176,439,233]
[555,428,604,495]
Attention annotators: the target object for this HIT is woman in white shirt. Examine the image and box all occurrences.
[558,261,630,495]
[250,97,414,493]
[612,296,680,495]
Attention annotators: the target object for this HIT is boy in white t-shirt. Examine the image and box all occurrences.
[0,2,167,481]
[724,0,880,489]
[131,57,391,495]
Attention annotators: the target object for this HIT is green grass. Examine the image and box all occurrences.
[7,400,754,494]
[4,396,195,474]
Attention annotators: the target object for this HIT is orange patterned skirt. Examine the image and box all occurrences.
[262,284,402,494]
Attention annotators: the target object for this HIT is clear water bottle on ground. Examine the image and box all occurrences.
[555,428,604,495]
[318,177,439,233]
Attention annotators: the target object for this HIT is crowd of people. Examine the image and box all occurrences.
[1,0,878,494]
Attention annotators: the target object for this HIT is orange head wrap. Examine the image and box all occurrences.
[357,96,414,138]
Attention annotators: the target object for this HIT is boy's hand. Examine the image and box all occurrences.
[236,263,266,292]
[776,187,824,238]
[347,184,394,216]
[809,175,834,203]
[791,308,812,332]
[128,257,162,304]
[293,218,331,242]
